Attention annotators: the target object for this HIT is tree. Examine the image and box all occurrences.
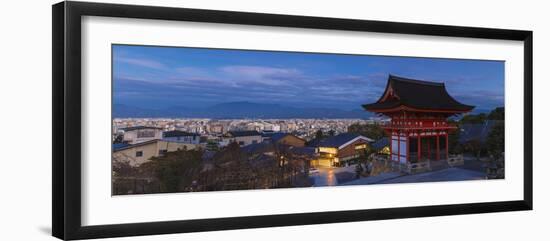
[486,121,505,159]
[327,129,336,136]
[112,159,138,178]
[112,134,124,144]
[359,144,376,173]
[355,163,364,179]
[488,107,505,120]
[447,121,463,154]
[306,130,327,146]
[348,123,385,140]
[209,142,254,190]
[214,141,247,165]
[358,144,375,162]
[460,113,487,124]
[141,149,203,193]
[205,140,219,151]
[455,107,504,158]
[463,139,485,160]
[314,130,325,140]
[274,143,299,185]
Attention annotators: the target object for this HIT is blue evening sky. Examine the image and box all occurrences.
[113,44,504,112]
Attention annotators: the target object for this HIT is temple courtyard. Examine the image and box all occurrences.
[310,156,487,187]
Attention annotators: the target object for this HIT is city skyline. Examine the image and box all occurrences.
[113,44,505,115]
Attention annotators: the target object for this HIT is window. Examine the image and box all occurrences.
[354,144,367,150]
[135,151,143,157]
[137,130,156,138]
[238,141,245,146]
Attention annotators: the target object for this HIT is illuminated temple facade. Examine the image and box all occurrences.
[363,75,474,164]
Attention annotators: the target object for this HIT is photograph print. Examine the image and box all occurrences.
[111,44,505,195]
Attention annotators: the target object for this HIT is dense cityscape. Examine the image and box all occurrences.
[113,118,385,143]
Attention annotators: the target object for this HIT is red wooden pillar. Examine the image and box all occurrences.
[445,132,449,160]
[417,133,421,161]
[427,136,431,160]
[389,129,393,162]
[406,133,410,163]
[436,134,440,160]
[397,133,401,163]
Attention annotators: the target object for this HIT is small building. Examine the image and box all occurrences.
[223,131,263,147]
[208,123,225,134]
[112,139,198,166]
[312,133,373,167]
[119,126,163,144]
[242,142,276,155]
[242,133,308,156]
[261,130,276,142]
[363,75,474,164]
[242,142,316,174]
[162,130,200,144]
[269,133,306,147]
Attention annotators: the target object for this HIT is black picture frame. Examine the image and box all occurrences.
[52,1,533,240]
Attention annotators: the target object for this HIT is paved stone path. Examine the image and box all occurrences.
[311,163,487,187]
[310,168,338,187]
[340,167,485,186]
[379,167,485,184]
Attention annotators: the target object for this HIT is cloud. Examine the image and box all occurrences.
[115,57,166,70]
[366,72,389,88]
[456,90,504,102]
[220,65,305,86]
[175,67,210,78]
[115,66,391,110]
[451,90,504,110]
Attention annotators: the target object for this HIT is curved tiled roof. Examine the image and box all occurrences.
[363,75,474,113]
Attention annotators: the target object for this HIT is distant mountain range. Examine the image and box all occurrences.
[113,102,374,119]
